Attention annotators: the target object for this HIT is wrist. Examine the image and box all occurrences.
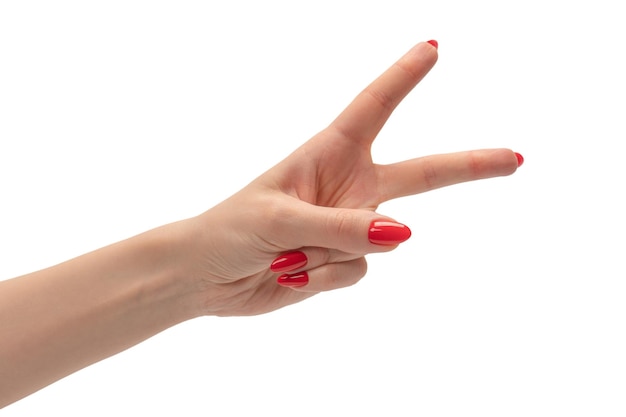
[137,220,208,321]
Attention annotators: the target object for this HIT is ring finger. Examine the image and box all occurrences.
[270,247,361,274]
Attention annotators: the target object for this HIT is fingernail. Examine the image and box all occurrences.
[515,152,524,167]
[277,271,309,288]
[368,221,412,246]
[270,251,308,273]
[427,40,438,49]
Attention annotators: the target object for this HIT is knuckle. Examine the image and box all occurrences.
[394,59,421,83]
[330,209,353,233]
[334,258,368,289]
[327,209,357,246]
[420,159,438,191]
[254,195,301,246]
[354,257,368,280]
[467,150,484,178]
[363,85,395,112]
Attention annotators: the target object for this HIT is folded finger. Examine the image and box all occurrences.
[276,257,368,292]
[270,247,361,274]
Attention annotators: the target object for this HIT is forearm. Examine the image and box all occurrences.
[0,222,202,407]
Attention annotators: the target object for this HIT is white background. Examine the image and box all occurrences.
[1,1,625,415]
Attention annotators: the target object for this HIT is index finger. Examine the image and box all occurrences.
[330,41,438,145]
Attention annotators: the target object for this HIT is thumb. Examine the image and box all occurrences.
[283,202,412,254]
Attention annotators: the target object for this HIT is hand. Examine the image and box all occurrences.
[0,40,523,406]
[178,40,522,316]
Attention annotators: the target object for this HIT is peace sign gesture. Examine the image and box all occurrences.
[0,41,523,405]
[188,40,522,315]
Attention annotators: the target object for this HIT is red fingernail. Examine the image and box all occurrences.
[368,221,411,246]
[427,40,438,49]
[515,152,524,167]
[270,251,308,273]
[277,271,309,288]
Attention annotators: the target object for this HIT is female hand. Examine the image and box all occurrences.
[179,40,522,316]
[0,41,522,405]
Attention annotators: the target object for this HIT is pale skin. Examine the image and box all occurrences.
[0,41,521,407]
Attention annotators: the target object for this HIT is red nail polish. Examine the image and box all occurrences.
[277,271,309,287]
[427,40,438,49]
[270,251,308,273]
[368,221,411,246]
[515,152,524,167]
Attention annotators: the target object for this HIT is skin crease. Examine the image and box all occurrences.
[0,41,520,407]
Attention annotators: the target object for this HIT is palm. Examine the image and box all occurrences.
[285,133,379,210]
